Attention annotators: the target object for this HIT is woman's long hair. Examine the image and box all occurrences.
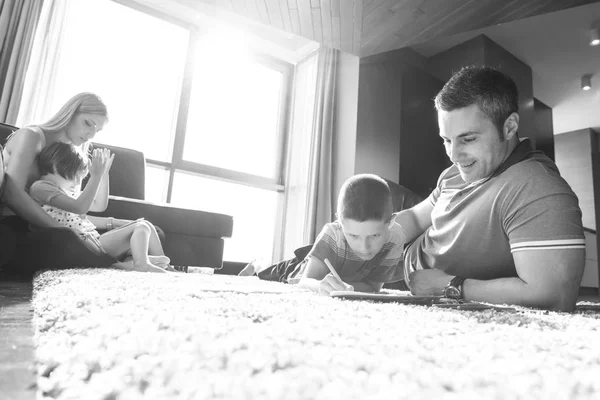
[37,92,108,155]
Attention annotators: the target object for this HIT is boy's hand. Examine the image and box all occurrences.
[89,148,114,178]
[319,273,354,296]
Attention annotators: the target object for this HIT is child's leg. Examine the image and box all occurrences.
[99,221,164,273]
[256,257,305,283]
[146,222,166,257]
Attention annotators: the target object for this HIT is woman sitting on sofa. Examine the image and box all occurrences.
[0,92,161,273]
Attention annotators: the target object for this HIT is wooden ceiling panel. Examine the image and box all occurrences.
[361,0,600,56]
[173,0,600,57]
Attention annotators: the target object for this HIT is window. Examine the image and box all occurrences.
[46,0,188,162]
[32,0,293,263]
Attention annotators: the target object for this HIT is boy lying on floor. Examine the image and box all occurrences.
[240,174,406,295]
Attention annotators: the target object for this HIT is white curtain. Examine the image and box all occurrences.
[15,0,71,127]
[0,0,44,124]
[281,46,339,257]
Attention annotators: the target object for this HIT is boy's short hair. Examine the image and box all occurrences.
[38,142,88,181]
[337,174,393,223]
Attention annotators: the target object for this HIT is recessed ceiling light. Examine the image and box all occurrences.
[591,27,600,46]
[582,74,592,90]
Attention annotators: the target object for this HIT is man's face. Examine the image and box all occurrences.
[340,218,391,260]
[438,104,515,183]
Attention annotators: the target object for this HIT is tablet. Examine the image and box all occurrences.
[330,291,517,311]
[330,291,445,305]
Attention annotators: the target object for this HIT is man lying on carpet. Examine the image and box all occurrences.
[395,65,584,312]
[240,174,407,295]
[244,66,585,312]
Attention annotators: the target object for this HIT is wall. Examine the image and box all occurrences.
[332,51,360,201]
[533,98,554,160]
[354,53,405,182]
[399,65,446,197]
[427,35,537,149]
[553,93,600,135]
[554,128,600,288]
[355,47,446,197]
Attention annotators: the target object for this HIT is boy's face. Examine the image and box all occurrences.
[340,218,392,260]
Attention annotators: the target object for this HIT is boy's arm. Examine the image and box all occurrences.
[346,279,384,293]
[298,257,353,294]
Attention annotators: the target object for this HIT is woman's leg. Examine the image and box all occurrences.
[99,221,164,273]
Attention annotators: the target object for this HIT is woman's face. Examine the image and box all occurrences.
[64,113,108,146]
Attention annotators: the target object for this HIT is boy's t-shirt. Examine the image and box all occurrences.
[288,220,406,284]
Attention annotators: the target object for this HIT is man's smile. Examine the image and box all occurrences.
[458,161,476,168]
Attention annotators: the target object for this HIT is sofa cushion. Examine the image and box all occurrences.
[92,196,234,239]
[90,142,145,200]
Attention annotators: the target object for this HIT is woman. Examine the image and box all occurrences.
[2,93,111,226]
[1,93,166,272]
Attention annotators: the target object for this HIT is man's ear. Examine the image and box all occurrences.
[503,112,519,140]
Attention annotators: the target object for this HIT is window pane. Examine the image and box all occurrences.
[183,32,283,178]
[145,165,170,204]
[170,172,278,262]
[47,0,188,161]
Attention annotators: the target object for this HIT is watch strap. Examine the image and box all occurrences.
[449,275,466,299]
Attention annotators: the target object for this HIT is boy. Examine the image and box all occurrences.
[241,174,406,295]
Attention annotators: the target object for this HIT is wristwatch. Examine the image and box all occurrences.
[443,276,466,300]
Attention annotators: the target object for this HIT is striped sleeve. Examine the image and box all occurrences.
[511,238,586,253]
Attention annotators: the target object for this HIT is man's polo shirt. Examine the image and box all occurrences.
[403,139,585,282]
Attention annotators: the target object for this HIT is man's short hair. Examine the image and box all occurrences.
[337,174,393,223]
[434,66,519,136]
[38,142,88,181]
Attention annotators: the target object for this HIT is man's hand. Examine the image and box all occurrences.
[408,268,452,296]
[318,273,354,296]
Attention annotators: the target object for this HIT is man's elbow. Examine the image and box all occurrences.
[531,290,578,312]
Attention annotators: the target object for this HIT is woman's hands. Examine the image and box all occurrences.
[89,148,114,179]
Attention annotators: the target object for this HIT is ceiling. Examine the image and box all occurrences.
[166,0,599,57]
[410,2,600,110]
[139,0,600,133]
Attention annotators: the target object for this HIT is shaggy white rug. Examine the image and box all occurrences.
[32,269,600,400]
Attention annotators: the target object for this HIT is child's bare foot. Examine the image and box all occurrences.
[149,255,170,267]
[238,261,256,276]
[238,259,270,276]
[111,260,165,273]
[123,255,170,268]
[134,260,167,273]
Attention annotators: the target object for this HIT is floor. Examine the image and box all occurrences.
[0,274,598,400]
[0,278,36,400]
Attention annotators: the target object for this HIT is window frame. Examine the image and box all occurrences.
[114,0,295,261]
[141,28,294,200]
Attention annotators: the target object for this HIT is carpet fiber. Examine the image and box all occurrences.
[33,269,600,399]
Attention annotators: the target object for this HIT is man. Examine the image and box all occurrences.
[396,66,585,311]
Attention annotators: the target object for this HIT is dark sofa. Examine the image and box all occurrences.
[0,122,233,276]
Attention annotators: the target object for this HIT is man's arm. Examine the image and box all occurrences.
[393,198,434,244]
[409,248,585,311]
[464,248,585,311]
